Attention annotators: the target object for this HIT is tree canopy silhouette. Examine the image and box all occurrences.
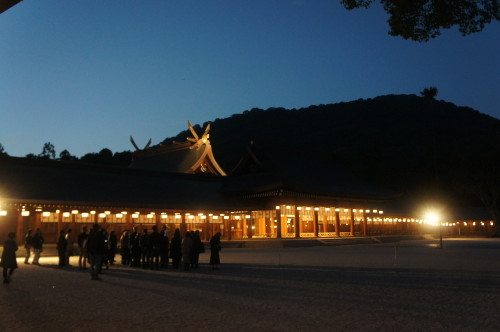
[341,0,500,41]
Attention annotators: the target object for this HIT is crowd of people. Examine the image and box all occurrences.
[1,224,223,283]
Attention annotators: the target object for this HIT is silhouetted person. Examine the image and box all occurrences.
[88,223,106,280]
[65,228,74,266]
[24,229,33,264]
[120,230,130,265]
[1,232,18,283]
[149,226,161,270]
[32,228,44,265]
[139,228,150,269]
[209,232,222,270]
[159,225,169,268]
[77,227,89,270]
[129,226,141,267]
[170,229,182,269]
[57,230,67,267]
[182,231,193,271]
[107,230,117,265]
[190,230,204,268]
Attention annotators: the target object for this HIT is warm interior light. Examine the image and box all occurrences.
[90,211,96,215]
[147,214,154,219]
[121,211,128,215]
[132,213,139,218]
[116,213,123,218]
[99,213,106,218]
[105,211,111,215]
[161,214,168,219]
[175,214,181,219]
[245,215,251,219]
[0,210,8,216]
[71,210,78,214]
[212,216,219,220]
[82,213,89,218]
[42,211,51,217]
[22,211,30,216]
[63,212,70,217]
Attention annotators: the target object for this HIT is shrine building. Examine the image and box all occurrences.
[0,122,427,244]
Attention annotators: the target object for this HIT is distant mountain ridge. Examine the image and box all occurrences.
[164,94,500,204]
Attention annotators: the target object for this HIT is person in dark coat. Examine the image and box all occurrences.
[24,229,33,264]
[182,231,193,271]
[139,228,150,269]
[190,230,204,268]
[1,232,18,283]
[129,226,141,267]
[209,232,222,270]
[170,229,182,269]
[77,227,88,270]
[56,230,67,267]
[120,230,130,265]
[159,225,169,268]
[87,223,106,280]
[107,230,118,266]
[149,226,161,270]
[32,228,44,265]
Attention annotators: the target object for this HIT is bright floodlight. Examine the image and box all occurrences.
[425,211,440,226]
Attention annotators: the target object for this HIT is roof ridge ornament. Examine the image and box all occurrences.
[187,120,211,150]
[130,136,152,151]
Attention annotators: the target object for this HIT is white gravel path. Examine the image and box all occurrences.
[1,238,499,331]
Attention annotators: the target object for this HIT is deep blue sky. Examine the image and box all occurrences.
[1,1,499,157]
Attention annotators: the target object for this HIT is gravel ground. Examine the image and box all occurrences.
[1,238,499,332]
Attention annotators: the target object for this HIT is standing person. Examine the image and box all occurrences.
[65,228,74,266]
[139,228,150,269]
[209,232,222,270]
[181,231,193,271]
[1,232,18,284]
[24,229,33,264]
[170,229,182,269]
[149,226,161,270]
[87,223,106,280]
[119,230,130,265]
[56,230,67,267]
[107,230,117,266]
[77,227,88,270]
[129,226,141,267]
[32,228,44,265]
[159,225,169,268]
[190,230,204,268]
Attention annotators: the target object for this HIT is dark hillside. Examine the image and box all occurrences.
[164,95,500,207]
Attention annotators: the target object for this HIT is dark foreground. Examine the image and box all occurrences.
[1,238,499,331]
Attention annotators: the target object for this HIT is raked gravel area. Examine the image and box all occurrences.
[1,238,499,331]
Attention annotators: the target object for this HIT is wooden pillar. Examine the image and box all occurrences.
[362,211,368,236]
[335,210,340,237]
[181,214,186,235]
[350,209,355,236]
[294,206,300,238]
[16,211,23,244]
[276,208,282,239]
[205,216,210,241]
[313,208,319,237]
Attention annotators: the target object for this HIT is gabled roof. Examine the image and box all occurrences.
[129,122,226,176]
[0,157,243,211]
[223,142,399,201]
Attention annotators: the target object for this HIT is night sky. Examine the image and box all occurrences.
[1,1,499,157]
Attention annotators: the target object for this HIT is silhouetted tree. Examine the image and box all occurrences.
[39,142,56,159]
[0,143,7,157]
[421,86,438,99]
[59,149,78,161]
[341,0,500,41]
